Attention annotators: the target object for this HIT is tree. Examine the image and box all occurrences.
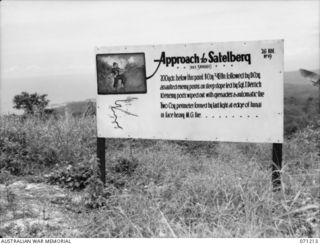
[13,92,50,115]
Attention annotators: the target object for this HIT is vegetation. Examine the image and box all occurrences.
[13,92,50,116]
[284,96,318,136]
[0,113,319,238]
[284,70,319,135]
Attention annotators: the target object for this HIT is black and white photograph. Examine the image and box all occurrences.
[96,53,147,94]
[0,0,319,242]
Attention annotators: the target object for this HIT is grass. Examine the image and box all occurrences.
[0,115,319,238]
[0,115,96,175]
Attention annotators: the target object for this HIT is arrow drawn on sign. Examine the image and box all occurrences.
[110,97,138,129]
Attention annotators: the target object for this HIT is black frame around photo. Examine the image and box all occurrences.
[96,52,147,95]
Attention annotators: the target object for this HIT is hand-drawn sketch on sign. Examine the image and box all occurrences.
[110,97,138,129]
[96,53,147,94]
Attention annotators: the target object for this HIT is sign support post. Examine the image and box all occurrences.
[97,137,106,184]
[272,143,282,191]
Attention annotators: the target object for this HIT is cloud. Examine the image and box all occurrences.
[0,2,319,79]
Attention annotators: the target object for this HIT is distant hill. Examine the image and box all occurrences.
[48,99,96,117]
[284,69,319,135]
[284,69,319,101]
[284,69,320,84]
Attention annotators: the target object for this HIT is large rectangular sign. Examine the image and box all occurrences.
[95,40,283,143]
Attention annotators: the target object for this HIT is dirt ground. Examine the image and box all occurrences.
[0,180,85,237]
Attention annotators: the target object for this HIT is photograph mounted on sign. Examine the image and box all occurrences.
[96,53,147,95]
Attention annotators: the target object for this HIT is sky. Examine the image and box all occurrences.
[1,0,319,114]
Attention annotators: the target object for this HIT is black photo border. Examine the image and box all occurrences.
[96,52,147,95]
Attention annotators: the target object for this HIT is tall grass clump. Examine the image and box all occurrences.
[0,115,96,176]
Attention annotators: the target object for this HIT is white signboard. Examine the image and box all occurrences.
[95,40,283,143]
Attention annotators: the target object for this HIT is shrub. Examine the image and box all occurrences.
[45,156,97,191]
[113,157,138,175]
[83,176,117,209]
[0,168,13,184]
[13,92,49,116]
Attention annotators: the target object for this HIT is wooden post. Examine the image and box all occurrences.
[318,86,320,114]
[97,137,106,184]
[272,143,282,191]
